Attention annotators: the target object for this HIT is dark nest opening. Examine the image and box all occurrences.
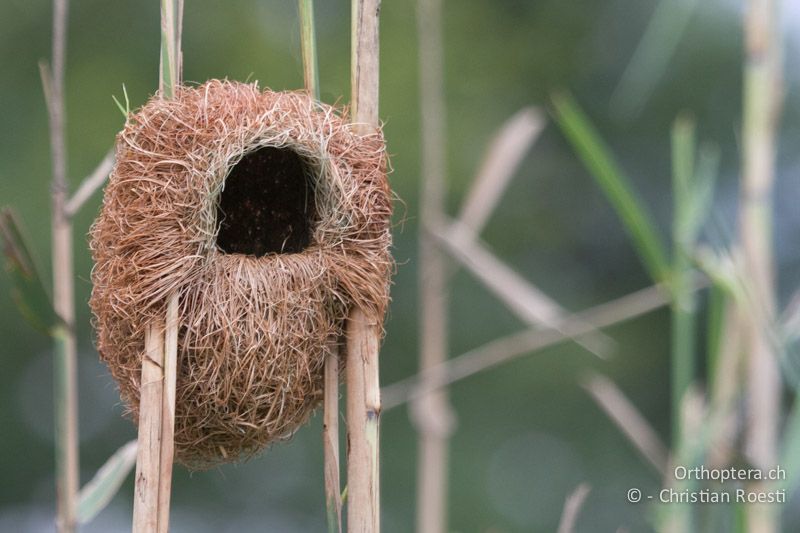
[216,146,317,256]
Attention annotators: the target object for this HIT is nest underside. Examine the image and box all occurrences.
[89,80,392,467]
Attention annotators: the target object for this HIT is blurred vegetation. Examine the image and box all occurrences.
[1,0,799,531]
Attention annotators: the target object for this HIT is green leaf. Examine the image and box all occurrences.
[77,440,138,524]
[0,208,59,334]
[551,93,670,283]
[112,84,130,118]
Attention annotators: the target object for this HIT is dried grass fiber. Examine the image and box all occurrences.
[89,80,392,467]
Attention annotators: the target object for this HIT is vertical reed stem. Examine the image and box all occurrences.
[414,1,454,532]
[133,1,182,530]
[324,341,343,533]
[298,0,320,100]
[347,1,382,530]
[742,0,782,531]
[45,0,78,530]
[157,293,179,533]
[133,321,166,532]
[670,116,696,448]
[297,2,342,530]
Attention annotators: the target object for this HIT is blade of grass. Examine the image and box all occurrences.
[551,93,670,283]
[77,441,137,524]
[0,208,58,334]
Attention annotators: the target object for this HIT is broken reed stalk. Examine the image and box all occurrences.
[742,0,782,531]
[132,1,183,531]
[414,0,454,532]
[347,1,382,530]
[297,2,342,530]
[41,0,79,530]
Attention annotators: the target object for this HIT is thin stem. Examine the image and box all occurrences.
[415,1,454,532]
[670,115,697,447]
[65,149,114,218]
[132,1,183,530]
[298,0,320,100]
[557,484,591,533]
[132,320,166,532]
[45,0,78,530]
[296,5,339,529]
[347,1,382,530]
[157,293,179,533]
[159,0,183,98]
[323,342,342,533]
[742,0,783,530]
[583,374,668,475]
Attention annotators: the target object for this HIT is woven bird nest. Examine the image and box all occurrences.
[90,80,392,467]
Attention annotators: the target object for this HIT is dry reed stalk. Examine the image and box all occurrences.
[64,149,114,218]
[414,1,454,532]
[297,1,342,529]
[347,1,382,530]
[324,340,343,533]
[433,220,611,357]
[582,374,668,474]
[132,320,165,532]
[456,107,545,239]
[132,1,183,530]
[382,280,701,410]
[157,293,179,532]
[41,0,79,530]
[556,483,591,533]
[742,0,783,531]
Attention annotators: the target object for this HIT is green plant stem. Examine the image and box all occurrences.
[159,0,183,98]
[52,324,77,533]
[670,115,697,447]
[298,0,320,100]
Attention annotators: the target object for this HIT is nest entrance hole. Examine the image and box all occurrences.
[216,146,317,256]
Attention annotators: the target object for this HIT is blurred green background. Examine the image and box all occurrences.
[1,0,799,531]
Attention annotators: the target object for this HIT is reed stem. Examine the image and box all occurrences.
[347,1,382,530]
[298,0,320,100]
[742,0,783,530]
[415,1,454,532]
[132,1,183,530]
[44,0,79,530]
[297,2,342,529]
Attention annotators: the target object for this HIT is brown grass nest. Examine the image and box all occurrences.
[89,79,392,467]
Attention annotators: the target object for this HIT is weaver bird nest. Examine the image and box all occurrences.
[90,80,392,467]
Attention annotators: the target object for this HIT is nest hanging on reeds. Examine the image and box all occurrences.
[89,80,392,467]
